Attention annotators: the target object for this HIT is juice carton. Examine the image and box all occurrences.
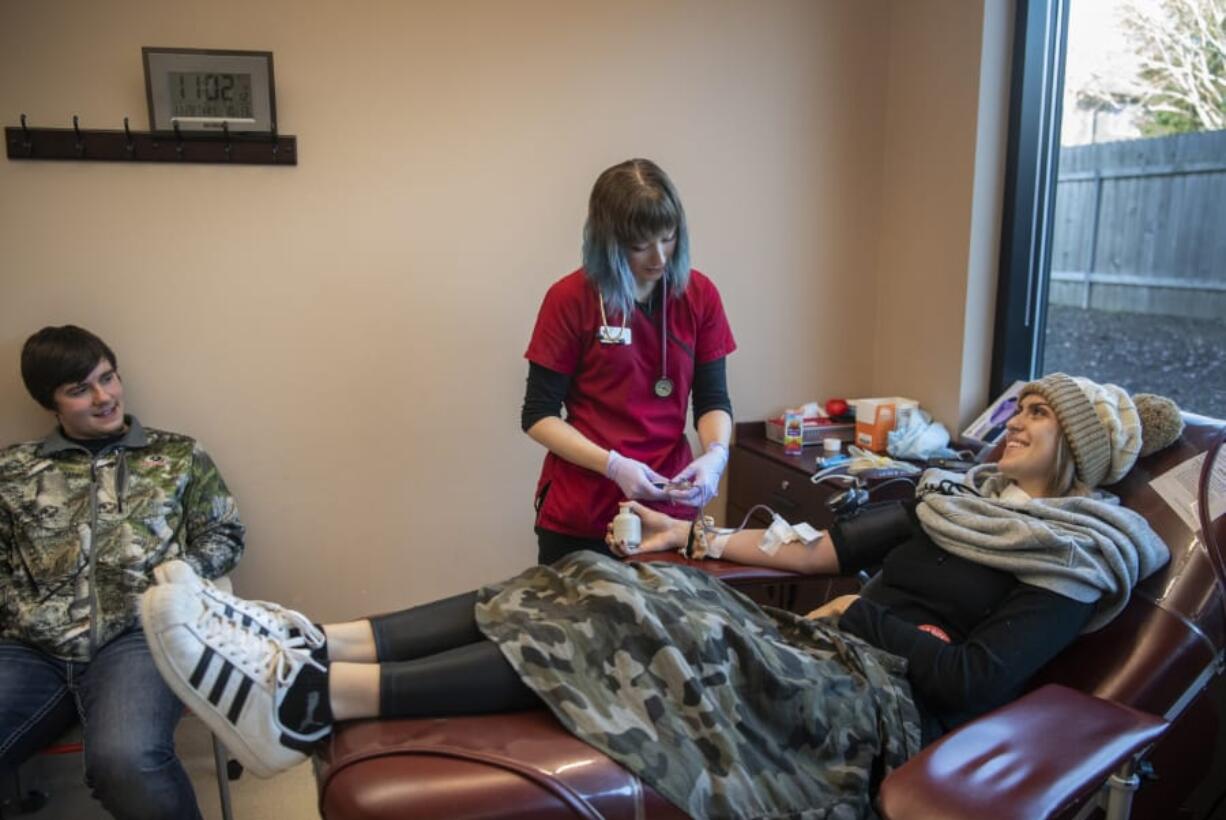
[783,408,804,455]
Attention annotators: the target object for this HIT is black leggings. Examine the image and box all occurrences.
[367,591,541,718]
[535,527,614,564]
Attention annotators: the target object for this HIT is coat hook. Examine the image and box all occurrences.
[123,116,135,157]
[20,113,33,155]
[173,120,184,159]
[222,121,232,160]
[72,114,84,156]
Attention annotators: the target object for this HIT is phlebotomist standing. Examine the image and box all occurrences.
[522,159,737,564]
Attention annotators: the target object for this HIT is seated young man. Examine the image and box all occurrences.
[0,325,246,820]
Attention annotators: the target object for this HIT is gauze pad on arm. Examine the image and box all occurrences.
[759,514,822,555]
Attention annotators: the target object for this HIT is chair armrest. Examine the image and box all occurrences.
[878,684,1168,820]
[624,551,812,583]
[625,553,856,615]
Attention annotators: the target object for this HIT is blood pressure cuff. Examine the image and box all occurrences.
[829,500,918,574]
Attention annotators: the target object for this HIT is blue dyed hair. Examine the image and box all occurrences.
[581,159,691,320]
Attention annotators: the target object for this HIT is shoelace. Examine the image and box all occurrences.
[273,606,325,649]
[198,607,314,687]
[201,580,325,648]
[273,640,314,694]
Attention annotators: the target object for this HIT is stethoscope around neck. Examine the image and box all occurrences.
[598,277,674,399]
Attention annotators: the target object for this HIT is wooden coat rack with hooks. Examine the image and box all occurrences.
[5,114,296,165]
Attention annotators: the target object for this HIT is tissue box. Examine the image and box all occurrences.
[853,397,918,453]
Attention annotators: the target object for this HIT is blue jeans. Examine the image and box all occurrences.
[0,629,202,820]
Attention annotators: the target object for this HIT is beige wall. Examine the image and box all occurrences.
[870,0,1011,425]
[0,0,1007,620]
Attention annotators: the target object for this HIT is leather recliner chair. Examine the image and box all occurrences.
[314,413,1226,820]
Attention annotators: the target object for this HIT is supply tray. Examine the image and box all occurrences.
[764,418,854,447]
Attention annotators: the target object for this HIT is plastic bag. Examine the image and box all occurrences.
[887,409,956,460]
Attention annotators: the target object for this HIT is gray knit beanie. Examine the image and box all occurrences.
[1019,373,1183,488]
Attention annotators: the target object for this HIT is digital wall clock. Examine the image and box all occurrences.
[143,47,277,134]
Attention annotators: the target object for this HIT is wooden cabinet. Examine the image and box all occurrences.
[727,421,848,531]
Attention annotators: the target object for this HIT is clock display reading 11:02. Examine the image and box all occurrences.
[168,71,254,119]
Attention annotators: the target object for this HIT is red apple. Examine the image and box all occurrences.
[826,398,849,418]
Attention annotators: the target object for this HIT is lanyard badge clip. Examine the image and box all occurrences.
[597,325,632,345]
[597,293,631,345]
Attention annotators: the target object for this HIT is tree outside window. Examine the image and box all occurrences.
[1042,0,1225,417]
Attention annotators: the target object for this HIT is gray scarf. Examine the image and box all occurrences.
[915,465,1169,633]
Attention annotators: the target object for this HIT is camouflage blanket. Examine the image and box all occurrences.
[475,552,921,820]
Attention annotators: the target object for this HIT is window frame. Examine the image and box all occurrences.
[989,0,1071,397]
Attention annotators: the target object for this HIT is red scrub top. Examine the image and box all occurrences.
[525,268,737,539]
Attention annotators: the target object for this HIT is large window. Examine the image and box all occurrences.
[993,0,1225,416]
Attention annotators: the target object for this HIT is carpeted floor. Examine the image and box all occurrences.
[2,717,318,820]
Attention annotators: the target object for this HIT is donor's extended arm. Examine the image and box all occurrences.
[609,501,840,575]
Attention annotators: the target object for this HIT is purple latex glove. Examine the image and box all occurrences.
[606,450,669,501]
[668,442,729,508]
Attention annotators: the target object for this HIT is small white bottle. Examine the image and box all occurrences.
[612,502,642,551]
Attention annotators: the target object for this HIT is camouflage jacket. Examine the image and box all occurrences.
[0,417,245,661]
[477,552,921,820]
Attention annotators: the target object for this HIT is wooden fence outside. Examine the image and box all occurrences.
[1049,130,1226,321]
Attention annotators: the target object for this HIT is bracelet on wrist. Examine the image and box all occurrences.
[682,519,698,559]
[683,515,721,560]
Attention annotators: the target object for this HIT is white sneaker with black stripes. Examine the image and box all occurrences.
[154,560,324,651]
[141,583,328,778]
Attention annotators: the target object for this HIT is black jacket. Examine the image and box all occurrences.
[831,500,1094,744]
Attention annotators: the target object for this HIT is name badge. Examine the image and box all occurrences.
[597,326,632,345]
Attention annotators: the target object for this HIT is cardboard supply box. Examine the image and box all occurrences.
[853,397,918,452]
